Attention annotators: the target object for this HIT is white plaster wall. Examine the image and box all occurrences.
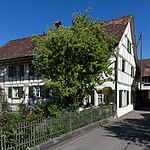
[116,21,135,117]
[117,105,133,117]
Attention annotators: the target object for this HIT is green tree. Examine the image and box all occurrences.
[32,8,117,109]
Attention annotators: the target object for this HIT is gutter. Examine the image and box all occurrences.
[0,56,33,63]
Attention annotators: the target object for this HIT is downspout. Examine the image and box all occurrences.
[115,47,119,116]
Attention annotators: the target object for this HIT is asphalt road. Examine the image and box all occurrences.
[47,106,150,150]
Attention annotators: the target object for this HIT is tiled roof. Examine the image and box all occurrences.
[0,37,33,61]
[0,15,132,61]
[102,14,132,41]
[142,58,150,76]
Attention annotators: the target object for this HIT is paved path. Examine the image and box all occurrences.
[47,106,150,150]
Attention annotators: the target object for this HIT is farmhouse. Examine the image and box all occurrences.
[0,14,138,117]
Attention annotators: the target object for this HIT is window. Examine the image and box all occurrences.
[119,90,129,108]
[13,87,19,97]
[20,65,24,76]
[35,86,41,97]
[122,59,125,72]
[29,64,35,76]
[13,87,23,98]
[127,38,132,54]
[29,86,42,98]
[8,87,23,98]
[8,87,12,98]
[97,90,103,104]
[131,66,134,77]
[8,66,15,77]
[40,86,50,98]
[98,94,103,104]
[142,77,145,83]
[8,65,24,77]
[143,77,148,83]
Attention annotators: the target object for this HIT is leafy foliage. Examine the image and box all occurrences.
[32,8,117,108]
[35,102,68,118]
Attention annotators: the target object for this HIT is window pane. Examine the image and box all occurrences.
[13,87,19,98]
[29,64,35,76]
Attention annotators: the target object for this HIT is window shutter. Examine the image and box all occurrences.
[18,87,23,98]
[119,90,122,108]
[131,66,134,78]
[129,42,132,54]
[8,87,12,98]
[127,91,129,105]
[122,59,125,72]
[127,38,131,54]
[40,86,44,98]
[29,86,34,98]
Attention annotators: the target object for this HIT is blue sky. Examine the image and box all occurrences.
[0,0,149,59]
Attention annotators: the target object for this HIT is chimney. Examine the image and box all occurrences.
[55,20,61,28]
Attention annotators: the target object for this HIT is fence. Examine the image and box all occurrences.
[0,104,116,150]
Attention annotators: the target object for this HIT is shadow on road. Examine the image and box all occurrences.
[104,108,150,150]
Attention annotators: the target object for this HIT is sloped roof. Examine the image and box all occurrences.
[0,37,33,61]
[102,14,132,41]
[141,58,150,76]
[0,14,132,61]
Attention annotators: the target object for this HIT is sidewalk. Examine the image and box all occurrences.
[47,107,150,150]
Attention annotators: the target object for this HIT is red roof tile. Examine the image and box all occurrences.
[0,15,132,61]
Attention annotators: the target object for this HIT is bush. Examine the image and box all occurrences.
[1,112,23,126]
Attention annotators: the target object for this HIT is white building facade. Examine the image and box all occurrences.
[93,15,138,117]
[0,59,45,111]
